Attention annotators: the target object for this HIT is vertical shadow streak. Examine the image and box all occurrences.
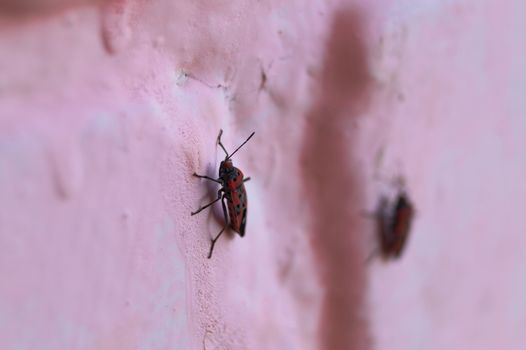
[301,8,372,350]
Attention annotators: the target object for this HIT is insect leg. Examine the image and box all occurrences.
[208,194,229,259]
[243,177,251,183]
[193,173,222,184]
[191,188,224,216]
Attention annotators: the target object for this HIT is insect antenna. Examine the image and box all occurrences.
[216,129,230,158]
[225,131,255,160]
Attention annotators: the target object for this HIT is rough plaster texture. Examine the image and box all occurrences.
[0,0,525,349]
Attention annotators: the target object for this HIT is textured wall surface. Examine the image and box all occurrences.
[1,0,525,349]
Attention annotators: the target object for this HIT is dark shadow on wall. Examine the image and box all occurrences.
[0,0,106,16]
[301,7,372,350]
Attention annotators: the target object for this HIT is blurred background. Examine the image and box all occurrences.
[0,0,525,349]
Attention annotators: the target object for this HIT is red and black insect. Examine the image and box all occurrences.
[191,129,255,259]
[378,192,414,258]
[366,190,415,262]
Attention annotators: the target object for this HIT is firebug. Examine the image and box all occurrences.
[191,129,255,259]
[365,189,415,262]
[378,191,414,258]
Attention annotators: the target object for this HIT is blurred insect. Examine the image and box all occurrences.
[191,129,255,259]
[366,190,415,262]
[378,191,414,258]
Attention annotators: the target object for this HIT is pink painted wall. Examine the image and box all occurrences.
[1,0,525,349]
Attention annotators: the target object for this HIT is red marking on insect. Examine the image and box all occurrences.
[366,190,415,262]
[191,129,255,259]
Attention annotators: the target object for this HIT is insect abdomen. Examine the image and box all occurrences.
[227,183,247,235]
